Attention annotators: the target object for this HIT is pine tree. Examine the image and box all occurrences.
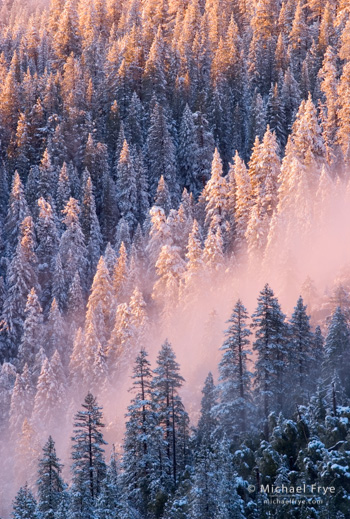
[216,300,253,437]
[202,226,224,273]
[95,447,121,519]
[2,216,39,359]
[32,356,64,436]
[81,173,102,282]
[154,176,172,217]
[112,242,129,303]
[337,61,350,166]
[252,284,288,437]
[12,484,38,519]
[196,372,218,446]
[152,243,185,321]
[122,348,155,517]
[289,296,314,406]
[36,198,59,309]
[324,307,350,400]
[59,198,88,291]
[114,217,131,252]
[9,364,34,440]
[4,171,30,257]
[67,271,85,328]
[146,206,172,268]
[183,219,204,296]
[51,254,66,311]
[146,102,179,203]
[86,256,113,334]
[152,340,189,487]
[178,104,200,196]
[203,148,228,232]
[115,139,138,232]
[70,393,107,516]
[319,46,339,166]
[37,436,65,519]
[45,299,65,360]
[232,151,252,257]
[38,149,57,207]
[56,163,72,219]
[53,0,81,61]
[18,288,43,372]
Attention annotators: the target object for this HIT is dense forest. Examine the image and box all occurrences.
[1,0,350,517]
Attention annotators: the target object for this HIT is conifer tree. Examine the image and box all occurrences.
[252,285,288,437]
[51,254,66,311]
[324,307,350,400]
[3,217,39,358]
[112,242,129,303]
[152,340,189,487]
[56,163,72,219]
[178,104,200,196]
[12,484,38,519]
[232,152,252,257]
[289,296,314,406]
[9,364,34,440]
[70,393,107,516]
[36,198,59,309]
[59,198,88,291]
[196,372,218,446]
[4,171,30,257]
[203,148,228,232]
[45,299,65,360]
[32,356,64,436]
[154,176,172,217]
[81,173,102,281]
[18,288,43,372]
[146,103,179,203]
[37,436,65,519]
[217,300,253,436]
[122,348,155,517]
[116,140,138,232]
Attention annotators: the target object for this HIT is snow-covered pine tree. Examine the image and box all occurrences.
[203,148,228,233]
[12,484,38,519]
[59,198,88,292]
[324,306,350,401]
[122,348,155,517]
[152,340,189,488]
[18,288,43,373]
[36,198,59,310]
[86,256,113,339]
[116,140,138,232]
[2,216,39,360]
[196,372,218,447]
[146,102,179,204]
[80,172,102,283]
[4,171,30,257]
[251,284,288,437]
[9,364,34,440]
[70,393,107,517]
[37,436,65,519]
[289,296,314,407]
[178,104,201,196]
[216,300,253,437]
[154,176,172,217]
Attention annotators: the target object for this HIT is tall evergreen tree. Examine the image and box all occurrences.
[216,300,253,437]
[122,348,155,517]
[37,436,65,519]
[152,340,189,488]
[70,393,107,517]
[251,285,288,437]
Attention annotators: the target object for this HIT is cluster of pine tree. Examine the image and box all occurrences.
[8,287,350,519]
[1,0,350,516]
